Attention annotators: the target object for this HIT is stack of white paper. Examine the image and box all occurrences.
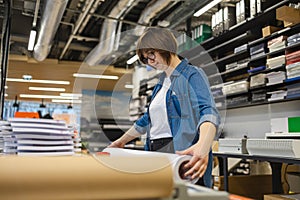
[266,71,286,85]
[0,121,11,154]
[1,121,13,154]
[266,55,286,69]
[286,61,300,79]
[5,118,76,156]
[267,90,287,101]
[267,36,286,53]
[222,80,249,95]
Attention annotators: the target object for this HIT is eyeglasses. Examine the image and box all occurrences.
[141,51,155,64]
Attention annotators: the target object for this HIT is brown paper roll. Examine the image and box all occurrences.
[0,155,173,200]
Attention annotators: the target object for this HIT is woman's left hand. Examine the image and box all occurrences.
[176,144,209,180]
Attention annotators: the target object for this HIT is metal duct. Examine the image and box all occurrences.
[134,0,173,36]
[84,0,136,66]
[161,0,210,29]
[59,0,100,60]
[33,0,68,61]
[85,0,173,66]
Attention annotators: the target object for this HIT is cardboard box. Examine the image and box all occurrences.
[276,6,300,25]
[262,26,281,37]
[213,175,272,200]
[283,21,295,27]
[264,194,300,200]
[230,194,255,200]
[287,173,300,193]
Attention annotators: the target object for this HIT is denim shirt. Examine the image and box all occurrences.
[134,58,220,187]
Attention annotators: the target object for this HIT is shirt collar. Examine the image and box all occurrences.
[171,58,188,77]
[158,58,189,84]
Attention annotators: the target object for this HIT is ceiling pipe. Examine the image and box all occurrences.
[84,0,136,66]
[134,0,173,36]
[159,0,210,29]
[110,0,173,63]
[113,0,141,51]
[33,0,68,62]
[32,0,40,28]
[59,0,100,60]
[78,0,102,34]
[85,0,173,66]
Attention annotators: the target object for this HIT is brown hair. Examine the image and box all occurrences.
[136,27,178,65]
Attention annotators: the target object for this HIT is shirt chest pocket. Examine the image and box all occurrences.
[170,93,190,119]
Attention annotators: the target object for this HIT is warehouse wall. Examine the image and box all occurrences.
[222,100,300,138]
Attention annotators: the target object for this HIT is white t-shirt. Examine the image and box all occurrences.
[149,77,172,139]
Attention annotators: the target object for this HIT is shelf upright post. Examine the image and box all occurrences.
[0,0,12,119]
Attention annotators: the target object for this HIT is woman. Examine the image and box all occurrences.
[108,27,220,187]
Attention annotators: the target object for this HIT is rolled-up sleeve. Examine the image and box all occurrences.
[133,111,150,134]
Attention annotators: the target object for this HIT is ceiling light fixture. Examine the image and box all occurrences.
[27,29,37,51]
[29,87,66,92]
[193,0,222,17]
[126,55,139,65]
[60,93,82,97]
[73,73,118,80]
[20,94,79,99]
[124,84,134,89]
[7,78,70,85]
[28,0,40,51]
[52,99,82,104]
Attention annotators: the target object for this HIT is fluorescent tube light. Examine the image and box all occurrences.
[125,84,134,89]
[60,93,82,97]
[29,87,66,92]
[7,78,70,85]
[20,94,79,99]
[126,55,139,65]
[52,99,82,104]
[28,29,37,51]
[193,0,222,17]
[73,73,118,80]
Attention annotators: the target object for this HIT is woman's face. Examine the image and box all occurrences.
[142,50,169,71]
